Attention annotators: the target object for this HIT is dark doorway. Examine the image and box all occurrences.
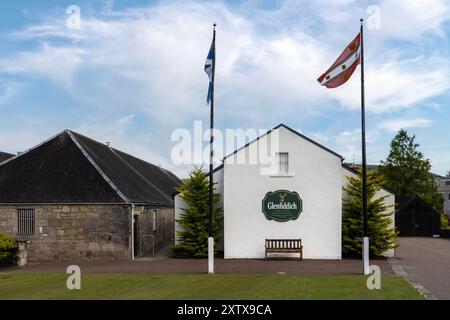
[134,215,140,256]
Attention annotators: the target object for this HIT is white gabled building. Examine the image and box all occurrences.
[175,124,395,259]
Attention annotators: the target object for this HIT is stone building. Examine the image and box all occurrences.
[0,130,180,261]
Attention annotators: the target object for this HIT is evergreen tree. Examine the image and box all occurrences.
[342,171,398,257]
[379,129,444,213]
[172,168,222,258]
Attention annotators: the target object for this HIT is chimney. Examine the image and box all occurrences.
[106,142,111,147]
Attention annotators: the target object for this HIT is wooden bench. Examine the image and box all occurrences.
[265,239,303,260]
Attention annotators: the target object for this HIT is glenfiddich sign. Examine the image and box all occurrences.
[262,190,302,222]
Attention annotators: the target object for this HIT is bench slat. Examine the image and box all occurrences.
[265,238,303,260]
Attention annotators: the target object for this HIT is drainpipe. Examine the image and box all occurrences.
[131,203,135,260]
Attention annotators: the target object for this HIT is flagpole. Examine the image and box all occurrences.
[208,23,216,275]
[360,18,369,275]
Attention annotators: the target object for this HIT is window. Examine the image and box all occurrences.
[17,209,35,235]
[445,181,450,186]
[448,193,450,200]
[278,152,289,174]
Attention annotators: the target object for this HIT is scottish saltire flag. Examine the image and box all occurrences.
[317,33,361,88]
[204,35,215,104]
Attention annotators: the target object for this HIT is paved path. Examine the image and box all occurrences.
[395,237,450,300]
[2,258,394,275]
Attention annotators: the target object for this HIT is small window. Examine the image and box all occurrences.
[17,209,35,235]
[277,152,289,174]
[446,181,450,186]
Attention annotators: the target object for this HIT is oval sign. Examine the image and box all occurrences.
[262,190,302,222]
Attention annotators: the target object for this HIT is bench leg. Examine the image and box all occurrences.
[300,248,303,261]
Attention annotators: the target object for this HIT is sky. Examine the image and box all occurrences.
[0,0,449,178]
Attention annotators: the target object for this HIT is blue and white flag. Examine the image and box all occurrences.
[204,33,215,105]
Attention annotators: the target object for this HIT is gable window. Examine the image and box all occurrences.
[278,152,289,174]
[17,209,35,235]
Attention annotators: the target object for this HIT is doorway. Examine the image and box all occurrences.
[134,215,140,257]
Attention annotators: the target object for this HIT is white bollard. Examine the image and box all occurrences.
[208,237,214,274]
[363,237,369,275]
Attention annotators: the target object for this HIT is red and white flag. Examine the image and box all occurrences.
[317,33,361,88]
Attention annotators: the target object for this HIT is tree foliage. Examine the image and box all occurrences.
[172,168,222,258]
[0,231,17,267]
[342,171,398,257]
[379,129,444,213]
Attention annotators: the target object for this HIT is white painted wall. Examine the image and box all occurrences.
[173,125,397,260]
[342,167,396,257]
[223,126,342,259]
[174,194,184,244]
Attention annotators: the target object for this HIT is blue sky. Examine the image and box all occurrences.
[0,0,449,177]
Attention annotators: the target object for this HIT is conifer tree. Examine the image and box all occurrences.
[172,168,222,258]
[379,129,443,213]
[342,171,398,257]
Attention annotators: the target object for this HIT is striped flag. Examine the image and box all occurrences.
[317,33,361,88]
[204,34,215,104]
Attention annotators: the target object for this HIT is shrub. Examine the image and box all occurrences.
[441,215,449,230]
[0,231,17,267]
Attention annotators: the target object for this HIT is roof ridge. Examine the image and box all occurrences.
[223,123,342,161]
[0,129,69,167]
[113,147,180,185]
[67,130,130,203]
[108,148,173,203]
[69,129,177,182]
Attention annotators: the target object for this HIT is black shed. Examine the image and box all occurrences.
[396,195,441,237]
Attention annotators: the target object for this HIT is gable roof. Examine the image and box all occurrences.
[396,194,439,214]
[223,123,343,161]
[0,130,180,206]
[0,152,14,164]
[341,163,395,195]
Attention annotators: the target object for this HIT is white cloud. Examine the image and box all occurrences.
[0,0,449,178]
[0,43,85,88]
[1,0,448,122]
[377,0,450,40]
[378,118,433,132]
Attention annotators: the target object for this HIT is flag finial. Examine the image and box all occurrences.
[360,18,363,25]
[213,23,217,29]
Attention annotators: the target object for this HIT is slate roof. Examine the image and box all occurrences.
[0,130,180,206]
[0,152,14,163]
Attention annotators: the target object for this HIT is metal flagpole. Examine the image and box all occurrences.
[208,23,216,275]
[360,18,369,275]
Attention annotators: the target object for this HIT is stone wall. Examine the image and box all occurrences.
[0,204,131,261]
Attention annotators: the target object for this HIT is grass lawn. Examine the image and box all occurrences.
[0,273,423,300]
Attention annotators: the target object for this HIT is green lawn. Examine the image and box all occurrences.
[0,273,422,300]
[0,273,423,300]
